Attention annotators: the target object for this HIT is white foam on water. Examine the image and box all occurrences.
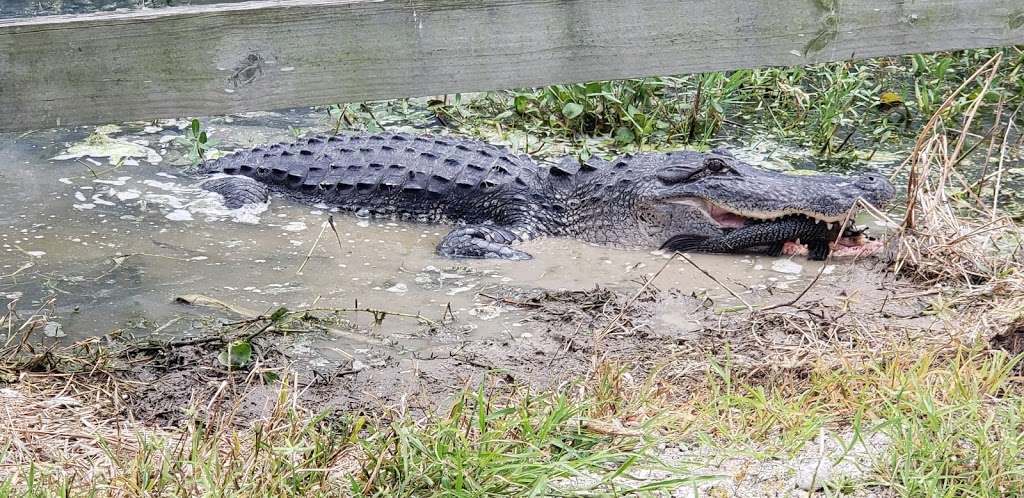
[86,175,268,225]
[771,259,803,274]
[91,193,116,206]
[51,125,163,164]
[114,190,141,201]
[187,191,268,224]
[142,179,179,191]
[166,209,193,221]
[93,176,132,186]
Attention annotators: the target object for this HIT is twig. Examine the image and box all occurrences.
[1,262,34,280]
[327,215,345,253]
[676,252,753,312]
[478,293,543,308]
[296,220,330,274]
[759,262,828,313]
[991,104,1020,220]
[596,253,676,344]
[288,306,440,327]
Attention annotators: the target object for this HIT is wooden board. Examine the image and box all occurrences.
[1,0,1022,131]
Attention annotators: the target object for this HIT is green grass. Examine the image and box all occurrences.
[7,347,1022,497]
[4,373,693,497]
[684,348,1024,496]
[872,352,1024,497]
[356,385,694,496]
[430,47,1022,161]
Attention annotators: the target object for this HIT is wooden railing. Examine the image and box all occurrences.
[1,0,1022,131]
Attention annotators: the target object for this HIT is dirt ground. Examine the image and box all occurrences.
[87,255,953,428]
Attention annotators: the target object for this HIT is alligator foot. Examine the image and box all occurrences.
[200,175,269,209]
[437,226,532,260]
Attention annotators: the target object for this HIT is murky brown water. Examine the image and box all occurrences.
[0,108,890,369]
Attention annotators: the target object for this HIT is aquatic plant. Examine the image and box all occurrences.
[175,118,220,167]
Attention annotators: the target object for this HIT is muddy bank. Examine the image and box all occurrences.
[12,256,947,427]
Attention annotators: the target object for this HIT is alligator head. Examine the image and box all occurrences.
[578,150,895,260]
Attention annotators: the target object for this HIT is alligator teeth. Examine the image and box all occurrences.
[827,223,834,229]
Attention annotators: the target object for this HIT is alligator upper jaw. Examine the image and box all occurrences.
[668,197,852,227]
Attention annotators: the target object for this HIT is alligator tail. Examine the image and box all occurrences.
[659,234,710,253]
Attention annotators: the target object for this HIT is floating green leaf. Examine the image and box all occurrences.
[269,306,289,323]
[561,102,584,120]
[218,340,253,369]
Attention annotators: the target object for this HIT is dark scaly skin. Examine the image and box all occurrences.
[199,132,895,260]
[662,217,842,260]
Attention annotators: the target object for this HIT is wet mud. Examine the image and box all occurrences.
[105,257,939,427]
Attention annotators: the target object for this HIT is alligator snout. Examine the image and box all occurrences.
[854,173,896,207]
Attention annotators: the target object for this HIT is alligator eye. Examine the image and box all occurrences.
[705,157,729,173]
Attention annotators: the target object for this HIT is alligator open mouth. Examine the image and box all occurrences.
[667,198,882,258]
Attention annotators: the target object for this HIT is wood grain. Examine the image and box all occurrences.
[1,0,1021,131]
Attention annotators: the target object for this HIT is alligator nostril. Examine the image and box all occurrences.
[856,173,885,190]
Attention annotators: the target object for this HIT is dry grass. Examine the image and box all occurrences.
[888,52,1024,343]
[0,378,168,488]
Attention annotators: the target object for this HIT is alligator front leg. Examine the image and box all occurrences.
[436,225,532,260]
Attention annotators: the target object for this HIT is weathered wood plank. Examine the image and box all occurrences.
[1,0,1022,131]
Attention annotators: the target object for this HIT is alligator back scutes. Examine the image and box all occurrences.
[202,132,539,198]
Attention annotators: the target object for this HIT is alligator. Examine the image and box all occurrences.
[198,132,894,261]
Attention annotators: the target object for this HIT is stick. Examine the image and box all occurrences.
[296,220,330,274]
[326,215,346,253]
[676,252,753,312]
[596,253,677,344]
[991,104,1020,220]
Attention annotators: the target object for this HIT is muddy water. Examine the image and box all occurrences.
[0,0,243,19]
[0,110,887,368]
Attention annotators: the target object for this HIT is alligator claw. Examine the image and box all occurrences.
[437,226,532,260]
